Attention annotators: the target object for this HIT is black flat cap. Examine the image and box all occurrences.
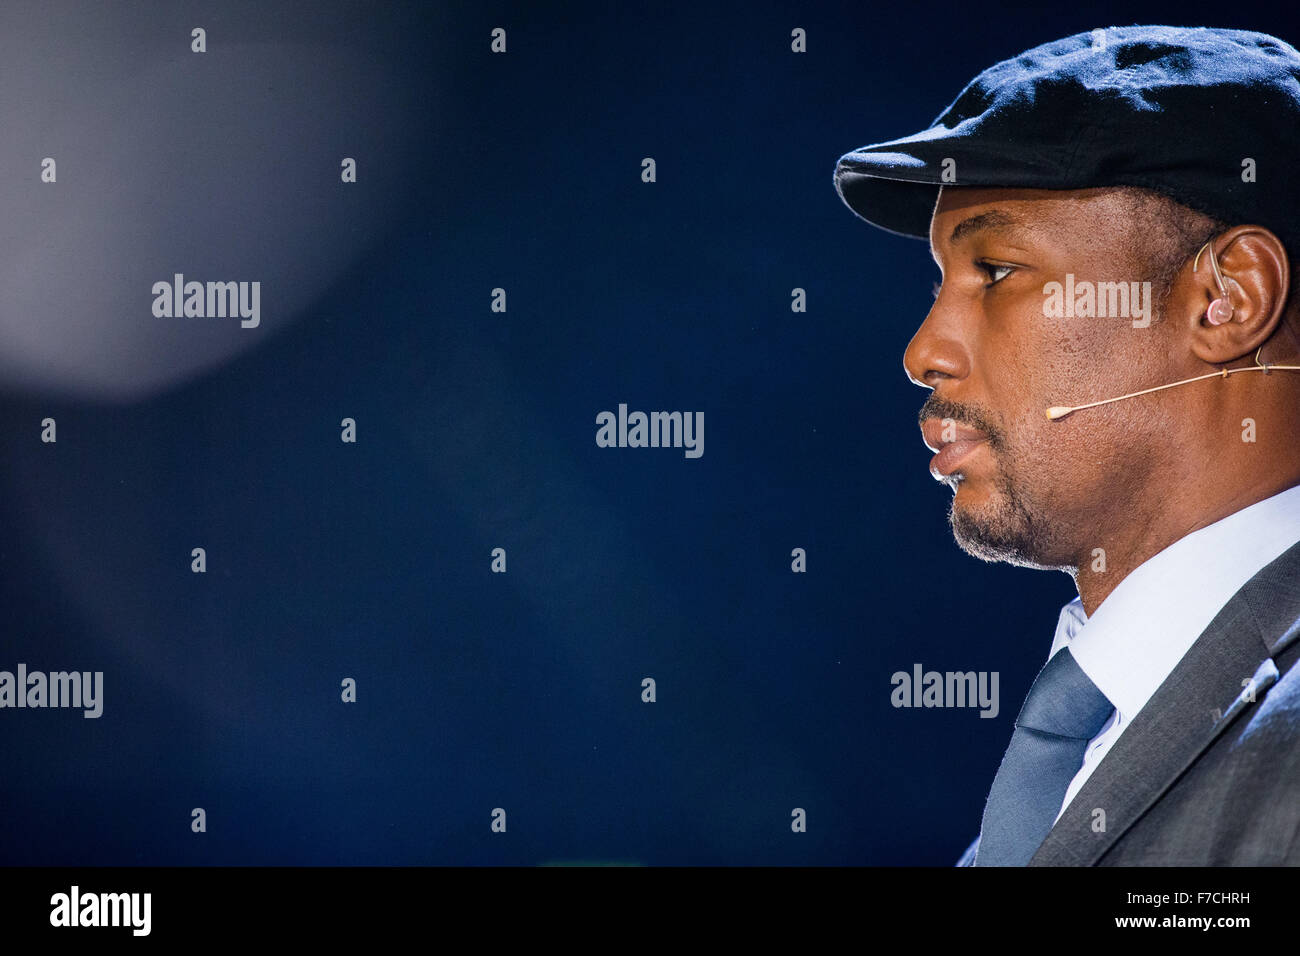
[833,25,1300,252]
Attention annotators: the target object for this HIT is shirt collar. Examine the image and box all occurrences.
[1047,483,1300,722]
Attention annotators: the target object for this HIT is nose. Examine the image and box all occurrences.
[902,299,971,391]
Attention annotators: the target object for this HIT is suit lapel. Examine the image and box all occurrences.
[1029,535,1300,865]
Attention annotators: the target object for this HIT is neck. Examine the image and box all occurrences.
[1072,471,1300,616]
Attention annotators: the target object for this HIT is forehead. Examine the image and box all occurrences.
[929,186,1136,251]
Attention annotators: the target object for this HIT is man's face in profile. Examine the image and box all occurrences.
[907,186,1185,572]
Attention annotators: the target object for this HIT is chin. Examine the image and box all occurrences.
[948,484,1065,571]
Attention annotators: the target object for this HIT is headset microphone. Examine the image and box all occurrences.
[1046,241,1300,421]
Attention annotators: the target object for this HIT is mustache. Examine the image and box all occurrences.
[918,395,1006,449]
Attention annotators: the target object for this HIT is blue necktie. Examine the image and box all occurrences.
[974,647,1113,866]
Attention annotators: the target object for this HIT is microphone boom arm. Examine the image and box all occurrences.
[1046,346,1300,420]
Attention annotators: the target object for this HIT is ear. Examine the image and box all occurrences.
[1184,226,1290,365]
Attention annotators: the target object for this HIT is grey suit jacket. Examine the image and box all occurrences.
[957,534,1300,866]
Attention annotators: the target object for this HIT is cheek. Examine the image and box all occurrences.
[981,304,1176,497]
[979,304,1172,460]
[1012,310,1163,415]
[979,323,1069,423]
[1008,384,1164,505]
[986,342,1117,473]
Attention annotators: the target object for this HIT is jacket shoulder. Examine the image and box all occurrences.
[1101,655,1300,865]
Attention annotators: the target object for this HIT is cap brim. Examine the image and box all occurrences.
[833,154,941,241]
[833,123,1067,240]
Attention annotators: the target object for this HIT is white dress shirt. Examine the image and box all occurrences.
[1047,483,1300,824]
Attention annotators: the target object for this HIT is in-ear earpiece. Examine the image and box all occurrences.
[1193,240,1234,325]
[1206,299,1233,325]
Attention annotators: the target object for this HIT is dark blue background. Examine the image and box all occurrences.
[2,0,1295,865]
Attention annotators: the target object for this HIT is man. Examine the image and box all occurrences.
[833,25,1300,865]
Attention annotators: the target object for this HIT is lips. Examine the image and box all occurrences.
[919,418,990,478]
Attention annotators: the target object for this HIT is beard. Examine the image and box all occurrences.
[948,466,1052,568]
[919,394,1072,571]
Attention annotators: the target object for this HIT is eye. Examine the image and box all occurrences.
[977,260,1015,285]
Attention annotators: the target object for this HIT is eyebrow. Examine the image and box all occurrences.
[948,210,1018,245]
